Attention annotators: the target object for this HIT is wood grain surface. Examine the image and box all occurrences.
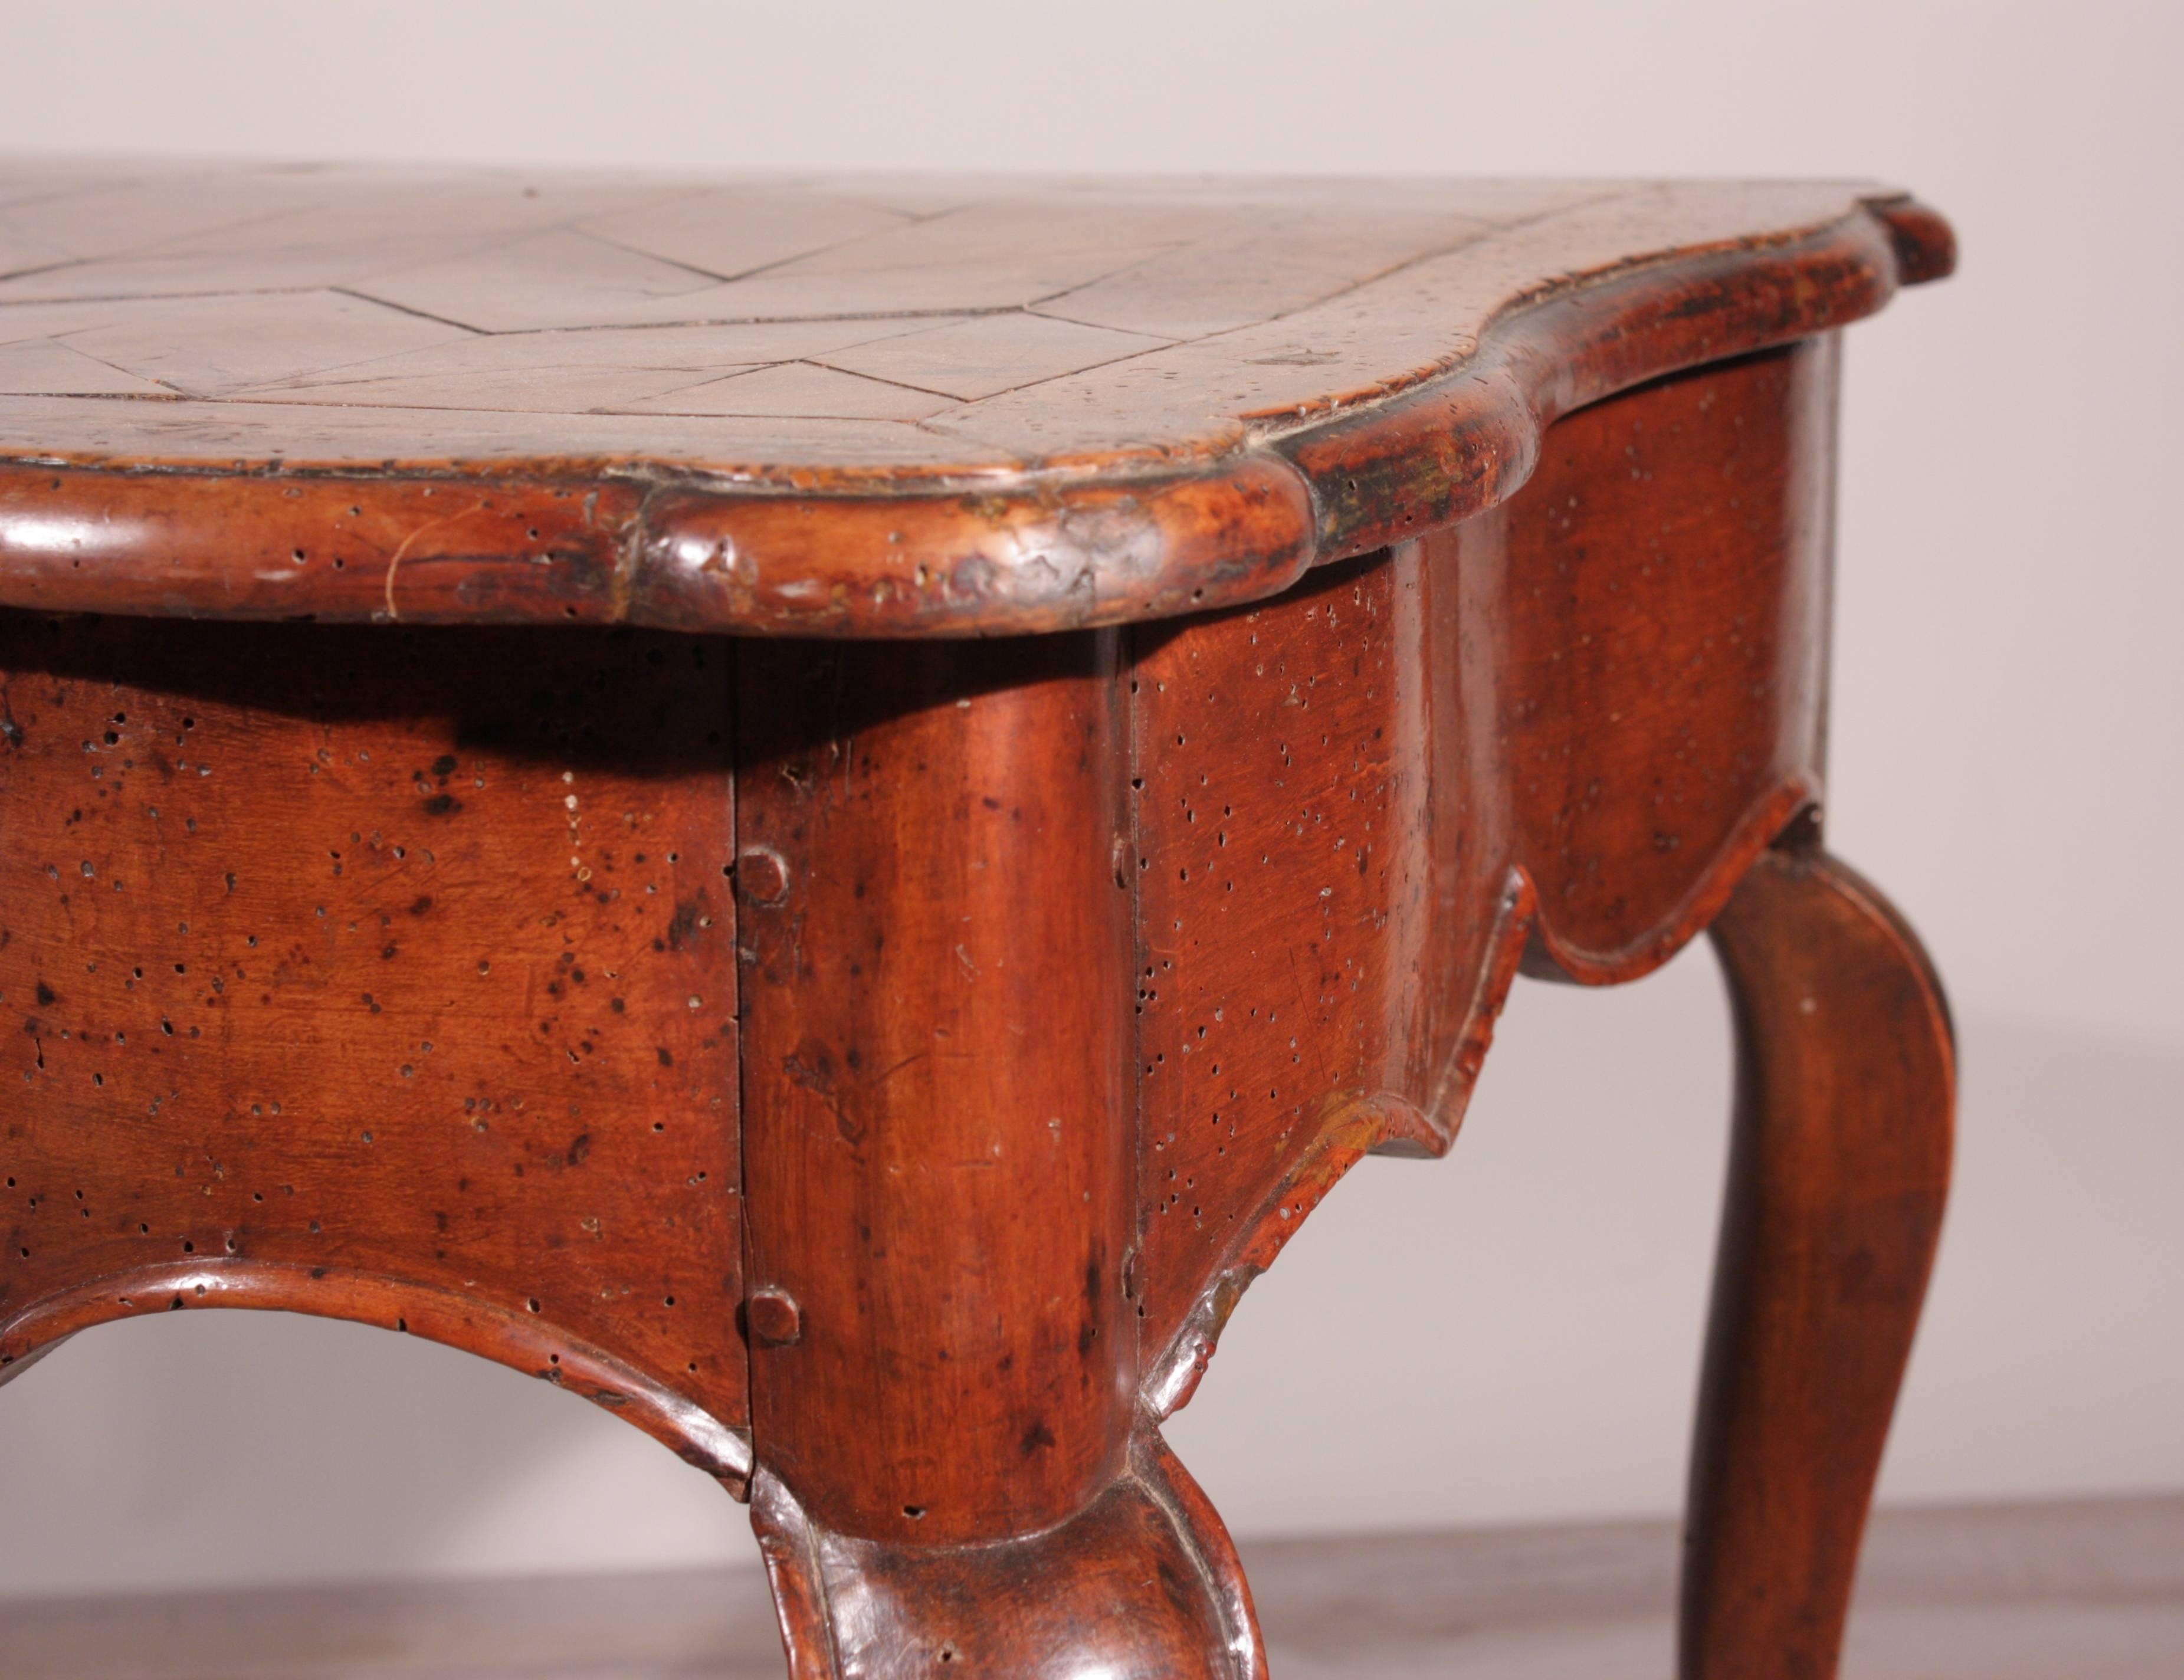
[0,619,753,1486]
[732,632,1138,1545]
[1685,845,1956,1680]
[0,333,1952,1676]
[1132,340,1836,1409]
[0,164,1950,634]
[0,163,1964,1680]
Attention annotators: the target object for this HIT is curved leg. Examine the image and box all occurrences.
[1682,843,1955,1680]
[734,634,1262,1679]
[753,1423,1261,1680]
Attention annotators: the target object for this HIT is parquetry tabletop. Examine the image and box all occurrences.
[0,163,1949,636]
[0,157,1960,1680]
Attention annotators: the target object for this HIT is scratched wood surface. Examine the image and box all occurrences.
[0,162,1963,1680]
[2,1497,2177,1680]
[0,163,1950,634]
[0,343,1948,1679]
[0,348,1951,1678]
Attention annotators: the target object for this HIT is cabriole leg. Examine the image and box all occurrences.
[1682,841,1955,1679]
[734,634,1261,1679]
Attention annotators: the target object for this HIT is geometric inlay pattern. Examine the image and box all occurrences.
[1,160,1905,472]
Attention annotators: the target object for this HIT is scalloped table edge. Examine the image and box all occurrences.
[0,195,1952,639]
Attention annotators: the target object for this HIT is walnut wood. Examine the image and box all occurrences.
[1683,844,1955,1680]
[732,632,1137,1544]
[728,635,1260,1673]
[752,1431,1261,1680]
[0,163,1959,1680]
[0,621,752,1487]
[0,164,1948,636]
[1132,340,1835,1405]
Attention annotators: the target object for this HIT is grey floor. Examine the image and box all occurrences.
[2,1495,2179,1678]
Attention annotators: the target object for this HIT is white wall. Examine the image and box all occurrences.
[0,0,2177,1595]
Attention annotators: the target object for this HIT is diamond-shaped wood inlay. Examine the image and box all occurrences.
[0,159,1950,635]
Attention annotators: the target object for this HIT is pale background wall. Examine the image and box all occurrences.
[0,0,2176,1597]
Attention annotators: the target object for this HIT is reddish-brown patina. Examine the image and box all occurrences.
[0,161,1956,1679]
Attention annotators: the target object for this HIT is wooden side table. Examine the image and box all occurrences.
[0,164,1956,1678]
